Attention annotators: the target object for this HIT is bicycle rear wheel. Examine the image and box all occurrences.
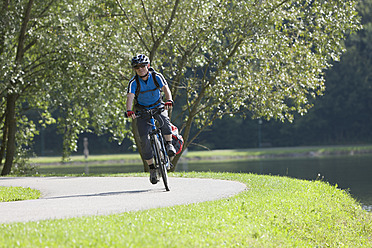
[153,135,170,191]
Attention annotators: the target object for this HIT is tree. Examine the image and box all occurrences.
[0,0,131,175]
[284,0,372,145]
[0,0,361,175]
[115,0,360,168]
[206,0,372,148]
[1,0,47,175]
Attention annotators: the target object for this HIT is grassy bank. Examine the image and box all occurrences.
[0,186,40,202]
[29,144,372,165]
[0,172,371,247]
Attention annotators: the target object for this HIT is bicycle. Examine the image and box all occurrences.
[127,107,171,191]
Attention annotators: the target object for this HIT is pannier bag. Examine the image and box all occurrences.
[170,123,184,155]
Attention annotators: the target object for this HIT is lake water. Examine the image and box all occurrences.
[178,154,372,210]
[38,154,372,211]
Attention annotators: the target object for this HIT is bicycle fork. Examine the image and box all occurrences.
[149,119,170,170]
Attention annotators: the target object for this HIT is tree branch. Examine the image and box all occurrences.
[140,0,154,42]
[36,0,55,19]
[270,0,291,13]
[149,0,180,60]
[23,38,37,53]
[16,0,34,63]
[115,0,150,52]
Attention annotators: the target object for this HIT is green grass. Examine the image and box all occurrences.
[0,186,40,202]
[30,153,142,164]
[30,144,372,165]
[0,172,371,247]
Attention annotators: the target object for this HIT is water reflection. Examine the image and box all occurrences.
[178,154,372,210]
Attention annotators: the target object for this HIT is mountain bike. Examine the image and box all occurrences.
[128,107,171,191]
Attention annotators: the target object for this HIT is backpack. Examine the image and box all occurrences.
[170,123,184,155]
[134,68,162,108]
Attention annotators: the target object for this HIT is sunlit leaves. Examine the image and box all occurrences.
[116,0,360,152]
[1,0,361,165]
[0,0,133,162]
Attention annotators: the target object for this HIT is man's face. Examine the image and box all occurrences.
[134,64,149,77]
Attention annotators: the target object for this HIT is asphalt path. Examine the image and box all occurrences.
[0,177,246,224]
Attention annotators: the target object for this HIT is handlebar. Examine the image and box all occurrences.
[125,107,165,119]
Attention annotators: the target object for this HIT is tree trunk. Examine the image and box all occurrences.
[1,93,17,176]
[1,0,34,175]
[0,114,9,170]
[170,152,181,172]
[132,120,149,172]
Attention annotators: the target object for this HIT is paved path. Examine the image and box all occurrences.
[0,177,246,224]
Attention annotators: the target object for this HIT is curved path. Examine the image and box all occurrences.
[0,177,246,224]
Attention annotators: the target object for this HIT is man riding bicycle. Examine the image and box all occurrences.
[126,54,176,184]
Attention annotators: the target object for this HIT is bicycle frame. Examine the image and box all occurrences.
[126,107,171,191]
[145,109,171,191]
[149,118,170,167]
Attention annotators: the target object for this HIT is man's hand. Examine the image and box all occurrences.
[126,110,136,119]
[164,100,174,110]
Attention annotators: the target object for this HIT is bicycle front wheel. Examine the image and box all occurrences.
[153,135,170,191]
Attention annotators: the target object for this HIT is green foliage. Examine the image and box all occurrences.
[197,0,372,149]
[0,0,132,171]
[114,0,361,156]
[262,0,372,146]
[39,1,131,159]
[0,0,362,171]
[305,0,372,144]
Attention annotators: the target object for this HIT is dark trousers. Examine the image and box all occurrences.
[137,110,172,160]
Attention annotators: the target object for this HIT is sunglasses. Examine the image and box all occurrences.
[133,64,147,69]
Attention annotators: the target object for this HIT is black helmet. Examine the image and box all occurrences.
[131,54,150,67]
